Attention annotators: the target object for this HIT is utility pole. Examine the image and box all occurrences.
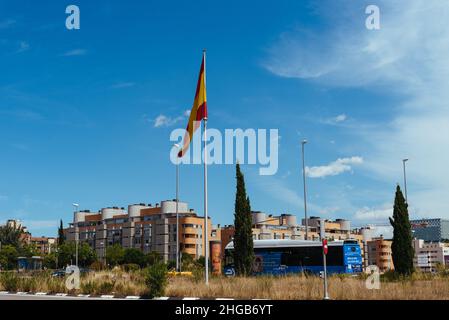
[301,140,309,240]
[72,203,79,267]
[403,158,409,203]
[320,218,330,300]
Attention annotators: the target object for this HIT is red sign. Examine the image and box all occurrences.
[323,239,328,255]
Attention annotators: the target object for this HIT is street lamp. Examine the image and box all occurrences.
[72,203,79,267]
[402,159,409,203]
[174,143,181,272]
[301,140,309,240]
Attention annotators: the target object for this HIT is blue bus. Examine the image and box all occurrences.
[224,239,362,276]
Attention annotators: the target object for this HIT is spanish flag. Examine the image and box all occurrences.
[178,53,208,158]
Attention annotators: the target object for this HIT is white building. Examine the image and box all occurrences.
[413,239,449,272]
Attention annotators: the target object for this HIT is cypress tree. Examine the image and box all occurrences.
[389,185,414,275]
[233,163,254,276]
[58,219,65,246]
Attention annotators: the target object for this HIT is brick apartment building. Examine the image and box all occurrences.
[64,200,221,264]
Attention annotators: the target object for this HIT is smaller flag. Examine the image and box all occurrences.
[322,239,328,255]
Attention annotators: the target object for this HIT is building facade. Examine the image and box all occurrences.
[30,237,56,255]
[413,239,449,272]
[64,200,221,265]
[220,212,366,261]
[366,237,394,273]
[411,218,449,242]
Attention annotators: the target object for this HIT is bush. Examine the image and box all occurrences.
[122,263,140,272]
[90,261,105,272]
[20,277,37,293]
[97,280,116,295]
[144,263,168,298]
[81,280,98,294]
[46,277,66,294]
[0,272,20,292]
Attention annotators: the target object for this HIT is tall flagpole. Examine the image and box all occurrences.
[203,49,209,285]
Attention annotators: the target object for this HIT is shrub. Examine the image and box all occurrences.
[46,277,66,294]
[0,272,20,292]
[122,263,140,273]
[81,280,98,295]
[90,261,104,272]
[97,280,116,295]
[144,262,168,298]
[20,277,37,293]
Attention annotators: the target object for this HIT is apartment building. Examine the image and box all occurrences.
[366,237,394,273]
[220,213,365,259]
[30,237,56,255]
[64,200,221,265]
[413,239,449,272]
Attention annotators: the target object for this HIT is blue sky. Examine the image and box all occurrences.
[1,0,448,237]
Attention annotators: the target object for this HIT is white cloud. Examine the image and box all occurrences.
[63,49,87,56]
[17,41,29,53]
[111,82,135,89]
[264,0,449,218]
[333,114,347,123]
[354,206,392,222]
[153,110,190,128]
[306,156,363,178]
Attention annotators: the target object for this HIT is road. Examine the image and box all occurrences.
[0,293,128,300]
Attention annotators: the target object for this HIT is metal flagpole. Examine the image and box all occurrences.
[203,49,209,285]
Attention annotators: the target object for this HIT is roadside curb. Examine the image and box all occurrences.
[0,292,243,300]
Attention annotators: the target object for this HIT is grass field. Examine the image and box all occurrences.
[2,270,449,299]
[167,273,449,300]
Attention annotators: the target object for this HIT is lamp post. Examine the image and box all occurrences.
[174,143,181,272]
[72,203,79,267]
[301,140,309,240]
[402,159,409,203]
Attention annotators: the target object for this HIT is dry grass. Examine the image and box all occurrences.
[166,274,449,300]
[0,270,147,297]
[3,270,449,299]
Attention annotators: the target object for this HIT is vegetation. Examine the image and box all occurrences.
[58,220,65,246]
[123,248,146,267]
[57,242,97,267]
[0,223,24,248]
[105,244,125,266]
[144,262,168,298]
[389,185,414,275]
[233,163,254,276]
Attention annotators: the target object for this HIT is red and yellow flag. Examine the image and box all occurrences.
[178,54,208,158]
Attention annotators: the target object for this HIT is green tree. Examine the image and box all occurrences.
[233,163,254,276]
[123,248,145,267]
[19,243,39,257]
[58,220,65,246]
[106,243,125,266]
[389,185,414,275]
[43,252,58,269]
[0,224,23,248]
[57,242,97,267]
[0,245,19,270]
[145,251,162,266]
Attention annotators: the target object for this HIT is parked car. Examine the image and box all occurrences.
[51,269,66,278]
